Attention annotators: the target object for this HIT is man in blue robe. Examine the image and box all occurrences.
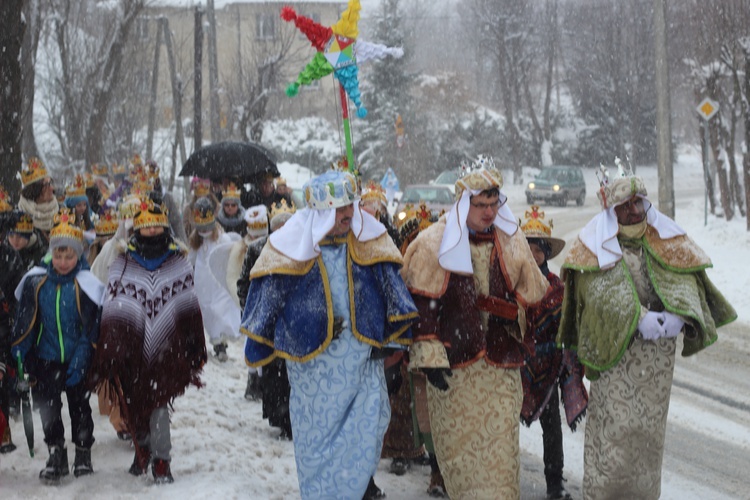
[241,170,417,499]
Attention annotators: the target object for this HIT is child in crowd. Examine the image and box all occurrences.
[11,207,104,483]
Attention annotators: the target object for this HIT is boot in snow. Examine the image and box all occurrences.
[39,445,69,483]
[73,446,94,477]
[213,342,228,362]
[244,372,262,401]
[128,445,152,476]
[152,458,174,484]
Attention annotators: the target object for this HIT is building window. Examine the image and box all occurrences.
[256,13,275,40]
[136,17,150,40]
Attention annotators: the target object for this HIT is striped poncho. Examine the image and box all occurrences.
[90,248,206,433]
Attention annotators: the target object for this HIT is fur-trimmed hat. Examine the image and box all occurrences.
[519,205,565,260]
[244,204,269,238]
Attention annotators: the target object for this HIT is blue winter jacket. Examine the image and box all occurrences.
[11,256,101,378]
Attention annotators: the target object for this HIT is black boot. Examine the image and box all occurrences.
[73,446,93,477]
[546,477,572,500]
[244,372,262,401]
[152,458,174,484]
[363,477,386,499]
[128,445,152,476]
[39,444,69,483]
[389,457,410,476]
[213,342,228,362]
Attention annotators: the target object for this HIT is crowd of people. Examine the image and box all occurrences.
[0,153,737,499]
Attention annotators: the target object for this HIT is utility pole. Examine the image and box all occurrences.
[206,0,221,142]
[654,0,674,218]
[193,6,204,151]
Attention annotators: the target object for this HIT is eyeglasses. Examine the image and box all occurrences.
[470,200,501,211]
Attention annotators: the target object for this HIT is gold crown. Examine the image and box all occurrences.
[361,180,387,205]
[133,197,169,230]
[270,198,296,219]
[396,201,434,232]
[130,173,154,196]
[519,206,552,238]
[193,179,211,197]
[94,209,119,236]
[194,206,215,226]
[275,177,287,187]
[50,207,84,242]
[0,186,12,212]
[146,160,159,179]
[65,174,87,199]
[112,162,128,177]
[19,157,49,187]
[13,212,34,234]
[84,172,96,188]
[91,163,109,177]
[222,182,242,200]
[118,194,141,220]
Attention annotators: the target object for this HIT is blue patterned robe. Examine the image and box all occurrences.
[241,233,417,498]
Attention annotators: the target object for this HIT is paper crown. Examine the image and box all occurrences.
[275,177,287,187]
[0,186,12,212]
[65,174,87,199]
[91,163,109,178]
[133,197,170,230]
[330,155,360,179]
[50,207,84,245]
[19,157,49,188]
[519,205,565,259]
[84,173,95,188]
[145,160,160,179]
[192,178,211,198]
[94,209,119,236]
[360,180,387,206]
[222,182,242,202]
[112,162,128,178]
[118,194,142,220]
[193,197,215,228]
[454,155,503,199]
[596,157,647,210]
[11,211,34,235]
[304,170,358,210]
[395,202,435,255]
[270,198,296,220]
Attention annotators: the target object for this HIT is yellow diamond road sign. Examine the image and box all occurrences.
[697,97,719,121]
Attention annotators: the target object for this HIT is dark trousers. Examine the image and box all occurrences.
[31,359,94,449]
[540,388,565,488]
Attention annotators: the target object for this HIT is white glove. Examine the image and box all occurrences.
[661,312,684,338]
[638,311,666,340]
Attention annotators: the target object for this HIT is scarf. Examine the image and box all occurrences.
[18,196,59,232]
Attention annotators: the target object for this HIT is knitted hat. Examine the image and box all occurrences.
[244,204,269,238]
[270,198,296,231]
[133,197,170,231]
[19,157,49,188]
[9,210,34,238]
[0,186,12,213]
[303,170,358,210]
[193,196,216,232]
[596,157,647,210]
[49,207,84,256]
[519,205,565,260]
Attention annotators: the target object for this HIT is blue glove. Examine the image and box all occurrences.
[638,311,666,340]
[66,367,85,387]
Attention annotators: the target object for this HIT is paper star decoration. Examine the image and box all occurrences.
[281,0,404,119]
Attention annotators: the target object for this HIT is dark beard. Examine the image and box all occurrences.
[132,231,172,259]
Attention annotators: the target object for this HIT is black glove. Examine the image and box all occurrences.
[422,367,453,392]
[384,362,403,396]
[332,317,345,340]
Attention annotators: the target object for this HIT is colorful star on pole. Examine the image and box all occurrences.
[281,0,404,172]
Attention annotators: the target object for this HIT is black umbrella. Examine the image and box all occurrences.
[179,141,279,182]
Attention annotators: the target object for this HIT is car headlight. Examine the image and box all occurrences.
[552,184,560,192]
[528,182,535,190]
[397,211,407,221]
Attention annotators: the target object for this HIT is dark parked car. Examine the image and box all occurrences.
[525,166,586,206]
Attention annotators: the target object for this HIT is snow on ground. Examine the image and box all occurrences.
[1,144,748,498]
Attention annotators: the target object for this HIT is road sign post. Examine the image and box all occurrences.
[696,98,719,226]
